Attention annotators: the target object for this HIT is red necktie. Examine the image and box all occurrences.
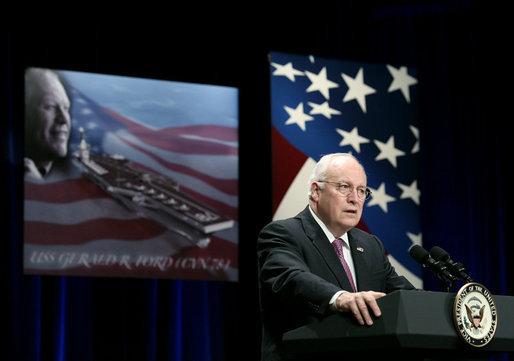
[332,238,357,292]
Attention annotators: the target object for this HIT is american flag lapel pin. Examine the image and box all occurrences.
[356,247,364,253]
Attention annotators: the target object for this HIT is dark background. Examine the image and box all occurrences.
[5,2,513,360]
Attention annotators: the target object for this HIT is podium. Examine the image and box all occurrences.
[283,290,514,360]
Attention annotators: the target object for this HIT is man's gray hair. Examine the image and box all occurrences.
[307,153,365,199]
[25,68,62,108]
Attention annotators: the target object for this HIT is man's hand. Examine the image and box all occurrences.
[334,291,386,326]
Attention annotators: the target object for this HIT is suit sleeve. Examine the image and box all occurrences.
[257,221,341,317]
[372,234,416,292]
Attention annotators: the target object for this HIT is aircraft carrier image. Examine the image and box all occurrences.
[72,128,234,248]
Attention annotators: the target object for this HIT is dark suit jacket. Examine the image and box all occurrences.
[257,206,415,361]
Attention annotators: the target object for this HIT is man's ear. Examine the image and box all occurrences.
[310,182,320,201]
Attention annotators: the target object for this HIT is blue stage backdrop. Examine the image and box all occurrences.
[5,3,512,361]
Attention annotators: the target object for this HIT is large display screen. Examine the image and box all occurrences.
[23,68,238,281]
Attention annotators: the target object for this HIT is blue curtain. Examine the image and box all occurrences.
[7,272,237,361]
[5,2,512,361]
[405,3,510,296]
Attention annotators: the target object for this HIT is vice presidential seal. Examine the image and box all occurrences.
[453,282,498,347]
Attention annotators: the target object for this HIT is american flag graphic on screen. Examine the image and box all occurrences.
[24,70,238,281]
[270,52,422,287]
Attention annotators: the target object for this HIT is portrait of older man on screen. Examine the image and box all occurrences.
[24,68,72,180]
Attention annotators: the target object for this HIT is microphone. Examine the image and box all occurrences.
[409,244,457,284]
[430,246,474,283]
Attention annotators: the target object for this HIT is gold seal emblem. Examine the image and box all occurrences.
[453,282,498,347]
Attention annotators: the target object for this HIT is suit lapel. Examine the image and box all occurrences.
[298,207,354,291]
[348,229,372,291]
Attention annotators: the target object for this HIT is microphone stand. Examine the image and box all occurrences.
[438,278,456,293]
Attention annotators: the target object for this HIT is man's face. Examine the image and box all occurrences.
[26,74,71,160]
[311,157,367,237]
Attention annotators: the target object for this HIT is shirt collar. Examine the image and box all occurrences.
[308,205,349,246]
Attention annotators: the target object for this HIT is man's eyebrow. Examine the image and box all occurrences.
[335,179,367,187]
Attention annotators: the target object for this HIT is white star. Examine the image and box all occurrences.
[397,180,420,205]
[386,64,418,103]
[373,135,406,168]
[271,62,304,82]
[307,101,341,119]
[409,125,419,153]
[367,182,395,213]
[284,102,314,131]
[407,232,422,247]
[335,127,369,153]
[305,67,339,100]
[341,67,376,113]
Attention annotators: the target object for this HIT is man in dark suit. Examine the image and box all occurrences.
[257,153,415,361]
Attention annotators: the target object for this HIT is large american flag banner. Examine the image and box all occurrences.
[270,52,422,287]
[24,70,238,281]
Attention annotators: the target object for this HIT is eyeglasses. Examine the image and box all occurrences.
[317,181,372,201]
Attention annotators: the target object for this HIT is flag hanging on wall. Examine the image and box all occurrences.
[269,51,422,287]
